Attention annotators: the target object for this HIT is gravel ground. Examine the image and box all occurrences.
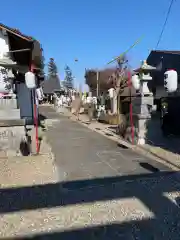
[1,173,180,239]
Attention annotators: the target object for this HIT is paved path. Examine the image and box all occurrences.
[40,106,171,183]
[2,106,179,239]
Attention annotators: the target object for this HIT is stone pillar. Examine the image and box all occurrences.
[113,92,118,114]
[133,95,153,145]
[108,88,115,114]
[136,70,153,144]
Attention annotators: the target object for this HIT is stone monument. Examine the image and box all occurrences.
[0,56,28,156]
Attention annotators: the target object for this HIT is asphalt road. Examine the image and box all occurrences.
[40,106,171,183]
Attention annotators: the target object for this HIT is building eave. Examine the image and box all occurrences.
[0,23,34,42]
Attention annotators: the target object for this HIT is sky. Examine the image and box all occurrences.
[1,0,179,90]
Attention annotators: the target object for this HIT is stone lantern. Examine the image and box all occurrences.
[125,60,156,145]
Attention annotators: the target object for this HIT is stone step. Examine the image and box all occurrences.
[0,109,20,120]
[0,99,17,109]
[0,119,25,127]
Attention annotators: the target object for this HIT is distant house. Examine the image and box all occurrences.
[85,68,136,98]
[147,50,180,99]
[85,68,115,94]
[41,76,61,95]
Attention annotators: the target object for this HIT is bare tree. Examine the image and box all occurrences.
[109,54,129,113]
[108,55,132,136]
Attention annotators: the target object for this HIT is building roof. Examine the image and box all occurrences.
[151,50,180,55]
[41,76,61,94]
[147,50,180,70]
[147,50,180,64]
[0,23,34,41]
[0,23,43,72]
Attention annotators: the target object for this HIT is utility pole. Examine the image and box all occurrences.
[96,70,99,97]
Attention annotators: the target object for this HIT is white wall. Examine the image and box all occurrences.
[0,29,9,59]
[0,29,12,94]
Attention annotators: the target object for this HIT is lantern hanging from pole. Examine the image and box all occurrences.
[25,71,36,89]
[131,74,140,91]
[164,69,177,93]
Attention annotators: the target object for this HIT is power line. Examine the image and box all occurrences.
[156,0,175,49]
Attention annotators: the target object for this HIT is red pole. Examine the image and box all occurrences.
[128,71,134,144]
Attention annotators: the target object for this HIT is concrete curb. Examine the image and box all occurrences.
[139,146,180,170]
[57,107,180,171]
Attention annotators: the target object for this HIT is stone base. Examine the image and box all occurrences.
[124,126,147,145]
[124,126,138,144]
[137,117,149,143]
[0,98,17,109]
[137,137,146,145]
[0,126,28,157]
[124,93,154,145]
[124,114,151,145]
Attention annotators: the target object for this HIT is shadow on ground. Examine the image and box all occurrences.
[38,114,47,129]
[146,113,180,155]
[1,170,180,239]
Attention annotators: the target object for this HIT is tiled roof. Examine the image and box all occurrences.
[152,50,180,55]
[41,76,61,94]
[0,23,34,41]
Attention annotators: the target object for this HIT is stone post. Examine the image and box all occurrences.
[113,90,118,114]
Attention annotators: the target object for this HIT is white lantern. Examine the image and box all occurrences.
[25,71,36,89]
[131,74,140,90]
[164,69,178,93]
